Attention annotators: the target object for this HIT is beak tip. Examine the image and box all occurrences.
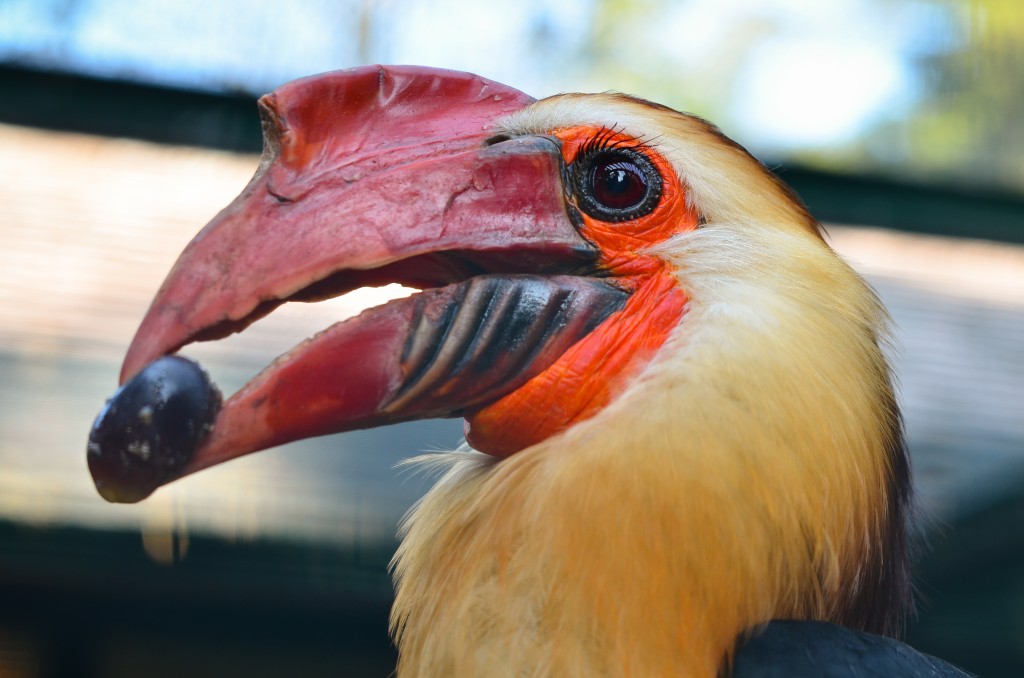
[89,472,155,505]
[89,356,222,502]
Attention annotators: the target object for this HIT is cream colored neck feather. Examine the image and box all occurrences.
[390,97,906,677]
[390,224,902,677]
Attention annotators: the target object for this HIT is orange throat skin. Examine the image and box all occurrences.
[465,271,688,456]
[465,124,698,457]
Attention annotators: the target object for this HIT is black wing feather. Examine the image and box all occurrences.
[732,620,973,678]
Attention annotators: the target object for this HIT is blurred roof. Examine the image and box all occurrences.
[1,0,1023,199]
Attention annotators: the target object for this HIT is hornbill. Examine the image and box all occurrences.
[88,65,971,677]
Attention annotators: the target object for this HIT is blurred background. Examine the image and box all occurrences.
[1,0,1022,675]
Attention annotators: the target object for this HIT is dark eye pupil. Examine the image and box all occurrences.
[592,160,647,210]
[571,147,662,223]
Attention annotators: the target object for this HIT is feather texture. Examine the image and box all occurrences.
[390,94,910,677]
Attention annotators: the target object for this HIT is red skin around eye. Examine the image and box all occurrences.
[463,126,699,457]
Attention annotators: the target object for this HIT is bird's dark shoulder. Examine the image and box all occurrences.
[730,620,973,678]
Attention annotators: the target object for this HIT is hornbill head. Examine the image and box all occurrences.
[89,65,911,676]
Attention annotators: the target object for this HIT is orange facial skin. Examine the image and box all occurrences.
[464,127,698,457]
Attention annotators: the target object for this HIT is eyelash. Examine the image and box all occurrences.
[576,126,658,162]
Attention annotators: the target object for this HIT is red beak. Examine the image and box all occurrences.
[90,66,627,502]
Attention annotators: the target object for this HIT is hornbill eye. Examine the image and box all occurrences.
[571,147,663,223]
